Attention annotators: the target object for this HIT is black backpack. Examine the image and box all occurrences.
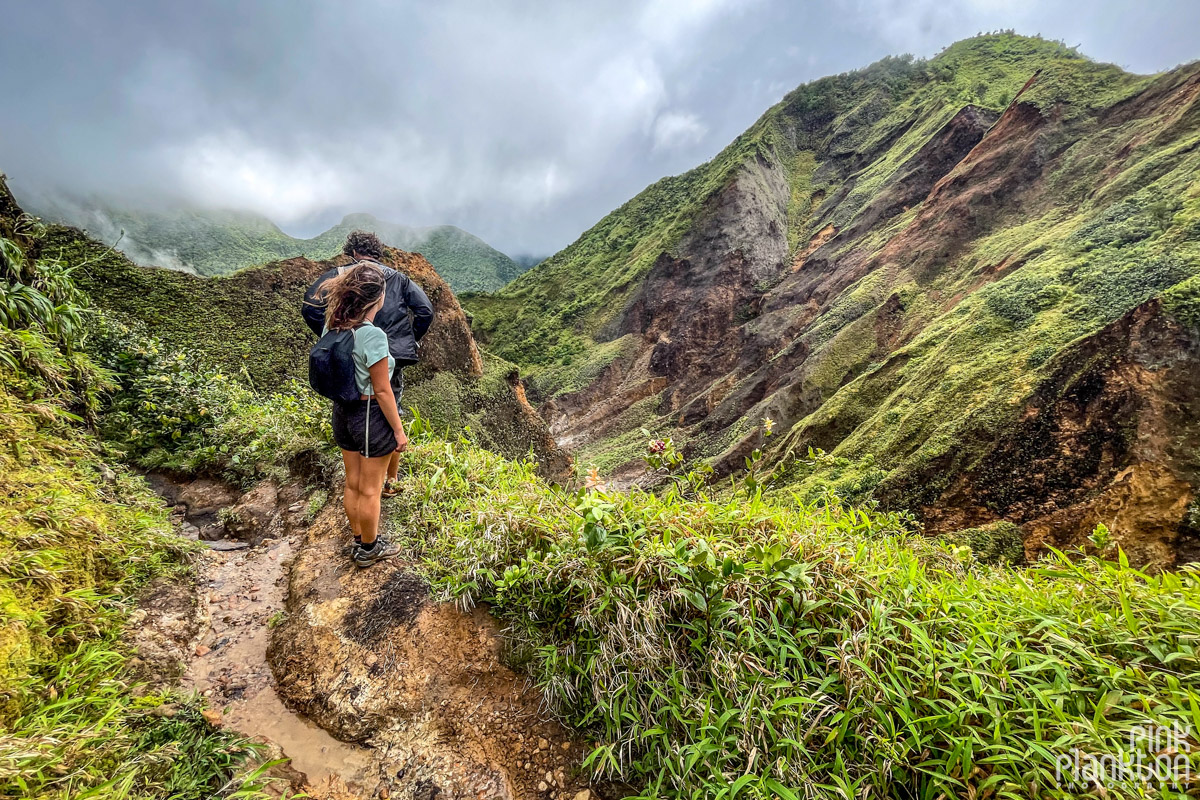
[309,326,360,404]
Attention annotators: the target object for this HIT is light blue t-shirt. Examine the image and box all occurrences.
[351,322,395,395]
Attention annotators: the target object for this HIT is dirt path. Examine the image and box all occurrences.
[140,475,598,800]
[185,534,375,796]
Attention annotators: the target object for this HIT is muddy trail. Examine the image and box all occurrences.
[137,474,599,800]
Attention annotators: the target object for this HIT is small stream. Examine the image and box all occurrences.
[184,533,374,794]
[149,472,374,797]
[148,471,603,800]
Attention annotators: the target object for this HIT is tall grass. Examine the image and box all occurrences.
[88,317,334,486]
[0,228,280,798]
[391,432,1200,800]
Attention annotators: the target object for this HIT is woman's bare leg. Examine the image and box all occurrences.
[357,454,390,544]
[341,449,362,538]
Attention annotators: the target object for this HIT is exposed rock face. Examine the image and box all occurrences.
[535,92,1008,465]
[222,480,282,545]
[545,94,1005,460]
[913,300,1200,569]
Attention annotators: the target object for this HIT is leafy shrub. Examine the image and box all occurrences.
[1069,192,1178,251]
[1025,342,1058,368]
[89,318,333,485]
[779,447,891,506]
[981,275,1070,329]
[0,216,278,799]
[1162,274,1200,331]
[391,436,1200,800]
[0,231,111,414]
[1067,249,1192,324]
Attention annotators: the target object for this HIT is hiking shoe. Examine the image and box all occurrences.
[353,538,400,569]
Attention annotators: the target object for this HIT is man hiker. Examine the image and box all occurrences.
[303,230,434,496]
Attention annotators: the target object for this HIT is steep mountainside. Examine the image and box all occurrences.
[464,34,1200,567]
[25,196,526,292]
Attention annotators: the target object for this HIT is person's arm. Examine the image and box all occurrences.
[368,359,407,452]
[301,273,331,336]
[404,277,435,342]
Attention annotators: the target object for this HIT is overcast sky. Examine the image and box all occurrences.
[2,1,1199,256]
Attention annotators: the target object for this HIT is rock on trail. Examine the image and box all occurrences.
[270,500,593,800]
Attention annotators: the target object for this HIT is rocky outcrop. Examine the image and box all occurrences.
[268,504,594,800]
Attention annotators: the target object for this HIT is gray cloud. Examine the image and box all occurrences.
[2,0,1198,256]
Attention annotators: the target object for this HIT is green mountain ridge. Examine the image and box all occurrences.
[465,33,1200,566]
[23,196,526,292]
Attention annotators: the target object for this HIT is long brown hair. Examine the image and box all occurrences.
[319,262,386,331]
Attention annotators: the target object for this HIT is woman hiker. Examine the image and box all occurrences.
[315,261,407,568]
[302,231,434,498]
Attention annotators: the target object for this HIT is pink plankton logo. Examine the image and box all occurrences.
[1055,723,1195,791]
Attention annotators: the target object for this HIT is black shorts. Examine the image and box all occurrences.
[331,398,398,458]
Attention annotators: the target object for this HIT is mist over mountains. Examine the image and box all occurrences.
[22,191,527,292]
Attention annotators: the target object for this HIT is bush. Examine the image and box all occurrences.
[0,218,277,798]
[391,436,1200,800]
[1163,274,1200,331]
[89,317,333,485]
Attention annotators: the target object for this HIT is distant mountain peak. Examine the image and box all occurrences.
[17,193,530,292]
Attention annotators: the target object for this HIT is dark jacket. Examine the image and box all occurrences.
[302,259,434,366]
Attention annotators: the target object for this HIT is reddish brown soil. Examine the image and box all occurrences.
[269,501,598,800]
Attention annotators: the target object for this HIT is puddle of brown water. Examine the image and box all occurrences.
[183,534,373,793]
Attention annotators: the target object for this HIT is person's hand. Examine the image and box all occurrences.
[395,427,408,453]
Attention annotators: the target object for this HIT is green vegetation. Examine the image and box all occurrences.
[0,212,277,797]
[46,223,318,387]
[945,521,1027,565]
[34,202,304,277]
[89,318,332,486]
[303,213,526,292]
[27,196,527,291]
[392,430,1200,800]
